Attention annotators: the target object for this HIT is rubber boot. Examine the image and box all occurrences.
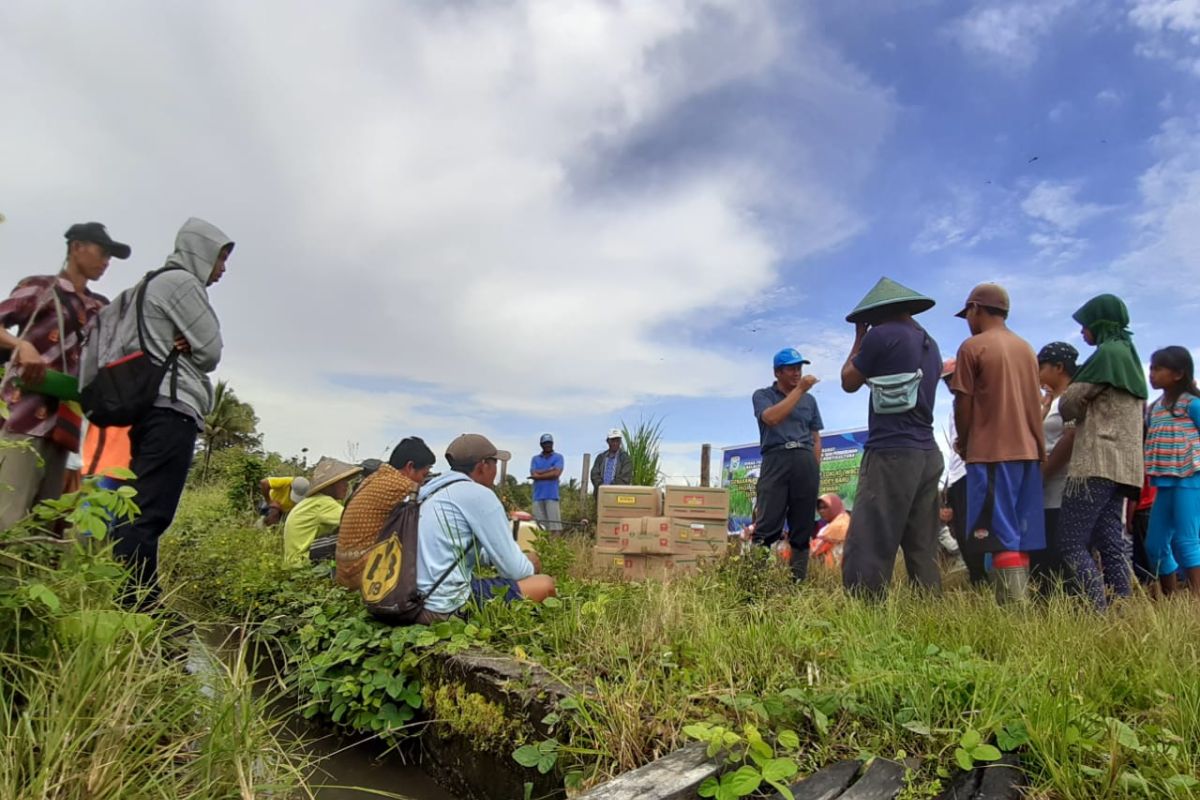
[992,551,1030,605]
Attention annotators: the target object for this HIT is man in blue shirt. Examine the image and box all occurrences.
[529,433,564,532]
[752,348,823,580]
[839,277,944,597]
[414,433,556,624]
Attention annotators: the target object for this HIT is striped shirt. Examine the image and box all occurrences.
[1145,394,1200,484]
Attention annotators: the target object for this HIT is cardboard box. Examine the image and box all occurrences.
[598,486,662,518]
[663,486,730,521]
[621,553,698,581]
[689,539,729,561]
[595,534,622,552]
[618,517,678,555]
[595,517,624,538]
[592,551,626,572]
[669,518,727,545]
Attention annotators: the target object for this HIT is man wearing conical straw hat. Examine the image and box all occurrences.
[839,277,945,597]
[283,456,363,566]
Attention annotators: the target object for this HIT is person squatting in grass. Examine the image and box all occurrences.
[335,436,437,590]
[282,457,361,567]
[951,283,1047,605]
[109,218,233,604]
[258,475,310,526]
[412,433,555,624]
[839,277,944,597]
[1032,341,1078,592]
[751,348,823,580]
[1056,294,1146,612]
[0,222,130,530]
[1143,346,1200,597]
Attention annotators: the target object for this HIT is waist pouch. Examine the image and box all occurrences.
[867,369,923,415]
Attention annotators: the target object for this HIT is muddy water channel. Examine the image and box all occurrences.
[186,627,457,800]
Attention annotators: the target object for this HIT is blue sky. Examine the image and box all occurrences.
[1,0,1197,484]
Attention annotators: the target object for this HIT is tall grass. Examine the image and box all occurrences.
[621,417,663,486]
[476,542,1200,798]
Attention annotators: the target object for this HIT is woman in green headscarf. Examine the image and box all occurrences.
[1056,294,1147,611]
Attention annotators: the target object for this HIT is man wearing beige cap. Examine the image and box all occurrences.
[950,283,1046,604]
[414,434,556,623]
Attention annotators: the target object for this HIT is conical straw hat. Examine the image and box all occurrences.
[846,277,935,323]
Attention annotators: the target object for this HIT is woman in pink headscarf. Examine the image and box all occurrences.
[810,493,851,569]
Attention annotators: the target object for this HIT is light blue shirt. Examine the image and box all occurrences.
[417,472,535,614]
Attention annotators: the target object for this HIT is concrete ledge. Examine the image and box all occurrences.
[574,743,718,800]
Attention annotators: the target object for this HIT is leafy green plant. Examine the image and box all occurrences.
[621,416,664,486]
[953,728,1002,771]
[685,722,800,800]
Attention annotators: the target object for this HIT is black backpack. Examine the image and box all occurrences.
[361,478,472,625]
[78,266,184,427]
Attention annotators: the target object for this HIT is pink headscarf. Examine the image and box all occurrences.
[818,493,845,522]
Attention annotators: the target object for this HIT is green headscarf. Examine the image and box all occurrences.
[1071,294,1148,399]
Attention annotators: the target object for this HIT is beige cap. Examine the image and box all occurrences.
[445,433,511,464]
[955,283,1010,318]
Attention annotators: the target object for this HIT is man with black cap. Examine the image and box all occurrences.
[839,277,944,597]
[413,434,556,623]
[0,222,130,529]
[950,283,1046,604]
[752,348,823,580]
[529,433,564,532]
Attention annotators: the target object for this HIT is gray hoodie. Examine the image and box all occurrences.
[113,218,232,427]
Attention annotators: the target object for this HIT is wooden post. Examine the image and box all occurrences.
[499,455,509,486]
[700,444,711,487]
[580,453,591,503]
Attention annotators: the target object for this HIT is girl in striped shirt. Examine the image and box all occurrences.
[1144,346,1200,597]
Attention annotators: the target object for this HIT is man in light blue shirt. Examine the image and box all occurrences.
[415,433,556,623]
[529,433,564,532]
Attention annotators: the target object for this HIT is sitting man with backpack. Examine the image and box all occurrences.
[335,436,437,590]
[101,218,233,603]
[405,434,555,624]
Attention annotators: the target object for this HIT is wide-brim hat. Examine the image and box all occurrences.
[846,277,935,323]
[306,457,363,497]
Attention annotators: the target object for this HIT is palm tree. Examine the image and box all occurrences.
[200,380,261,482]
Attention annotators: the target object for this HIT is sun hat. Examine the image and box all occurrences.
[445,433,512,465]
[606,428,622,440]
[773,348,810,369]
[64,221,131,259]
[306,457,363,497]
[288,476,311,505]
[954,283,1010,318]
[540,433,554,445]
[846,277,935,324]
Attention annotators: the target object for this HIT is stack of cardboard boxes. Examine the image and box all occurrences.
[592,485,731,581]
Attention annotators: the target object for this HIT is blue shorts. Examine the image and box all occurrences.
[966,461,1046,553]
[469,576,523,604]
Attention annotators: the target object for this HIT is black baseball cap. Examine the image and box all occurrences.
[64,222,131,260]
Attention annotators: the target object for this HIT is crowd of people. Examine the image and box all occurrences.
[2,221,1196,619]
[751,277,1200,609]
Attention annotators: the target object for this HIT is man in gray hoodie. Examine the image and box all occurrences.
[110,218,233,600]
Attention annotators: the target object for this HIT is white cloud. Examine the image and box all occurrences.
[1096,88,1123,105]
[1129,0,1200,75]
[0,1,895,460]
[1021,181,1112,230]
[911,185,1011,254]
[948,0,1078,68]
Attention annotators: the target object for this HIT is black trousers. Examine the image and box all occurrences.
[753,447,819,580]
[842,447,943,597]
[947,476,988,585]
[111,408,198,599]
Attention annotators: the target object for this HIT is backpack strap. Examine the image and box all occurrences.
[134,266,186,402]
[415,474,479,606]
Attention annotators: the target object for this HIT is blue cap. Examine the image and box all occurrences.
[539,433,554,445]
[773,348,810,369]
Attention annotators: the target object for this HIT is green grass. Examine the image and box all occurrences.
[159,489,1200,799]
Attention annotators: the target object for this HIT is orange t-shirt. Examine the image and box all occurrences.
[83,424,132,478]
[951,328,1046,464]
